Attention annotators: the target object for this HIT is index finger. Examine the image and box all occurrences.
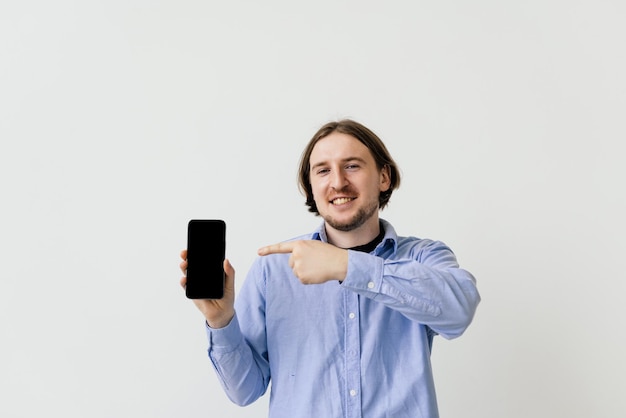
[258,241,297,256]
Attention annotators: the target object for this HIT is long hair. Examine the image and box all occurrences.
[298,119,401,214]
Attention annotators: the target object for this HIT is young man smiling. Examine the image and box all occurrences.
[180,119,480,418]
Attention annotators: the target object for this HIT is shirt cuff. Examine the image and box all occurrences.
[341,250,384,293]
[206,313,244,353]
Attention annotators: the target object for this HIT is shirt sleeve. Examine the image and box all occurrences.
[206,260,271,405]
[340,240,481,339]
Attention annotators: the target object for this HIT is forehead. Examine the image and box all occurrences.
[309,132,374,165]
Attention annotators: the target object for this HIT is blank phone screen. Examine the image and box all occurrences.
[186,219,225,299]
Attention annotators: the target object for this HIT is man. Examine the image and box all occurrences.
[180,119,480,417]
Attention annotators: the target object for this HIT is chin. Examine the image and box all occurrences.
[324,212,369,232]
[326,200,379,232]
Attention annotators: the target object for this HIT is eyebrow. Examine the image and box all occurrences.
[310,156,368,172]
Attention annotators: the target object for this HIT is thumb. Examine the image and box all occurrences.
[223,258,235,287]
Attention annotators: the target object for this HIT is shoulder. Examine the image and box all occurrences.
[396,235,448,251]
[395,235,459,267]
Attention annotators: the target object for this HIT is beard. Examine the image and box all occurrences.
[322,198,379,232]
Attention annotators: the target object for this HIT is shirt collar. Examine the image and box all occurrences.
[310,218,399,254]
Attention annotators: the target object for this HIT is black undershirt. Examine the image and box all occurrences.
[346,222,385,253]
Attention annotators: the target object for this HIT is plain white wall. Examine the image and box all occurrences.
[2,1,625,417]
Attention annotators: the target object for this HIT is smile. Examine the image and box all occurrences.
[331,197,355,205]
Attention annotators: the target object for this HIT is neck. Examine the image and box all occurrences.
[325,216,381,249]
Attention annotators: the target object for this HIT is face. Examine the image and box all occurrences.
[309,132,391,233]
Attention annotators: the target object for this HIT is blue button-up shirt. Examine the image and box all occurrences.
[206,219,480,418]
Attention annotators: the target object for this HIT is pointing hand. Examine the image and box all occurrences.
[258,240,348,284]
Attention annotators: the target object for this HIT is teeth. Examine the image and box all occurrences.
[332,197,353,205]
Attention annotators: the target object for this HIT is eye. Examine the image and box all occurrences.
[315,168,330,175]
[345,164,360,170]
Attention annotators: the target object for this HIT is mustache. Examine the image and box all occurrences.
[330,186,357,196]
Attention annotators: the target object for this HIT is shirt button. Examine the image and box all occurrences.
[348,312,356,319]
[350,389,357,397]
[367,281,375,289]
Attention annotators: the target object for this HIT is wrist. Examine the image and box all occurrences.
[335,249,348,281]
[206,310,235,329]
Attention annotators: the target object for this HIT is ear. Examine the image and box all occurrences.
[379,165,391,192]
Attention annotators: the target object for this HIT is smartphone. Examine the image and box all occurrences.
[186,219,226,299]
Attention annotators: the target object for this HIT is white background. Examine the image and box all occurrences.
[1,1,625,417]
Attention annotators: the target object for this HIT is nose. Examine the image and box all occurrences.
[330,168,348,190]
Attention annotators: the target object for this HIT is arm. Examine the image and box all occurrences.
[256,238,480,339]
[206,312,270,406]
[341,240,480,339]
[206,258,271,406]
[180,251,270,405]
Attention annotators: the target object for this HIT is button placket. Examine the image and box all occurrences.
[344,291,362,417]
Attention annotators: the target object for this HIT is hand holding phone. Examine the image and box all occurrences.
[179,249,235,329]
[185,219,226,299]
